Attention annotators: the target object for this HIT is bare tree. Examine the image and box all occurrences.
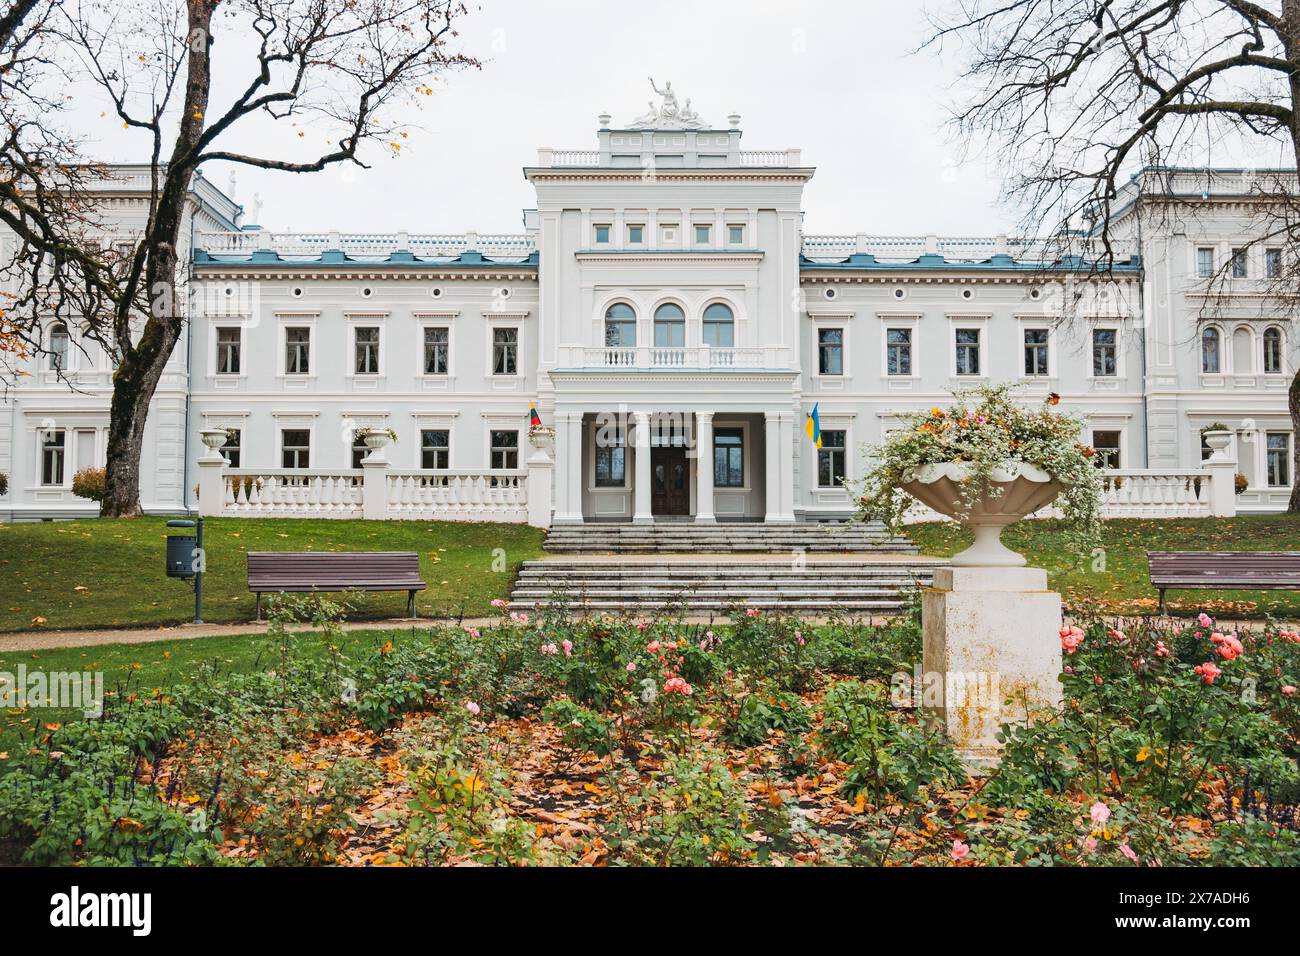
[1,0,478,515]
[927,0,1300,509]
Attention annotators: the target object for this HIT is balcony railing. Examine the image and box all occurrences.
[560,344,792,369]
[542,148,804,168]
[801,233,1138,264]
[196,231,537,262]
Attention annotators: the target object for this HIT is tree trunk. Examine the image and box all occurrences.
[1282,0,1300,512]
[98,0,215,517]
[1290,371,1300,512]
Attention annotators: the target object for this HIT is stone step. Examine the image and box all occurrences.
[540,520,919,556]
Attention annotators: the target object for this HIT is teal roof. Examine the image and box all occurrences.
[799,252,1142,274]
[192,248,539,269]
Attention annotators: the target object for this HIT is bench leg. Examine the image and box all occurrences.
[407,590,416,619]
[255,592,262,622]
[1157,589,1165,617]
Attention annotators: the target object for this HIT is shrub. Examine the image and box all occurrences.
[0,471,7,496]
[71,466,106,502]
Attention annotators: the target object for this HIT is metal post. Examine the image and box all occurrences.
[194,514,204,625]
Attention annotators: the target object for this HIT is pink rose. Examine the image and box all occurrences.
[1283,686,1296,697]
[465,701,480,716]
[647,640,661,653]
[562,639,573,658]
[626,661,636,673]
[1119,843,1138,863]
[1198,613,1213,628]
[1194,661,1222,684]
[951,839,969,862]
[1090,802,1111,825]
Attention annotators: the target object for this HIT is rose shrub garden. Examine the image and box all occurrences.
[1,595,1297,867]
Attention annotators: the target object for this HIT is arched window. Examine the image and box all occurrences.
[1264,326,1284,374]
[48,323,70,371]
[653,303,685,348]
[1201,327,1221,373]
[1232,326,1253,373]
[604,303,636,347]
[702,303,735,348]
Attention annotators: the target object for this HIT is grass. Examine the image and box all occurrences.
[0,622,415,755]
[909,513,1300,620]
[0,517,546,633]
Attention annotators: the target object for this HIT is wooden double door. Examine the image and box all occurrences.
[651,447,690,516]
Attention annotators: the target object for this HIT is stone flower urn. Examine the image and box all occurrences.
[198,428,229,461]
[528,426,556,451]
[362,428,392,452]
[1202,429,1233,460]
[901,461,1062,568]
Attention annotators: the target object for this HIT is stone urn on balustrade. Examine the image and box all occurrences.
[900,461,1066,767]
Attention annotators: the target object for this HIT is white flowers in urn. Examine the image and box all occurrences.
[856,384,1103,566]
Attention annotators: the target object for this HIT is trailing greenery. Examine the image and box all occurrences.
[856,383,1102,556]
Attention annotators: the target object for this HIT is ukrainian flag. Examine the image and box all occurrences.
[805,403,822,449]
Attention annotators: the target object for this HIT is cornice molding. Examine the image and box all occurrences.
[192,267,539,282]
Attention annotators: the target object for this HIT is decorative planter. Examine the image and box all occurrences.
[362,429,393,452]
[198,428,229,461]
[1203,429,1232,460]
[528,426,556,450]
[901,461,1062,567]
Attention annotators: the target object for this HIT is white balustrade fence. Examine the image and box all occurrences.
[386,472,528,522]
[222,471,364,518]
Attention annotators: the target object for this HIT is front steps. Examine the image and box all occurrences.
[541,519,918,555]
[508,557,943,615]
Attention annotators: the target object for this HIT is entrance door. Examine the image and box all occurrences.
[651,447,690,516]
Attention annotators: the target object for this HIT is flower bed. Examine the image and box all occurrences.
[0,598,1296,866]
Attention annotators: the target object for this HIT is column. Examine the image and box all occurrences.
[695,411,715,524]
[553,412,584,524]
[764,411,795,523]
[633,410,652,525]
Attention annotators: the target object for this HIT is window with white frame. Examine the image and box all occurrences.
[423,326,449,374]
[1267,433,1291,487]
[954,328,981,375]
[818,327,843,375]
[1092,329,1118,376]
[1023,328,1050,376]
[886,328,912,376]
[694,224,712,245]
[1091,430,1121,469]
[281,429,310,468]
[354,326,380,375]
[1266,247,1283,279]
[1196,247,1215,278]
[627,224,645,245]
[285,327,311,375]
[48,323,70,371]
[490,429,518,470]
[421,429,449,469]
[221,429,241,468]
[1264,326,1284,374]
[594,224,611,244]
[492,327,518,375]
[714,428,744,488]
[351,432,371,468]
[818,430,847,487]
[594,428,625,487]
[216,327,241,375]
[654,303,685,348]
[605,304,637,347]
[659,224,678,245]
[1201,327,1221,373]
[728,224,745,245]
[1230,247,1248,278]
[41,429,65,485]
[702,303,734,348]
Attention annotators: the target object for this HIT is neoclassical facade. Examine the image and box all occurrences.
[2,91,1297,521]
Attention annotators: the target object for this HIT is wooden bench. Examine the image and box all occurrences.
[247,552,426,620]
[1147,551,1300,614]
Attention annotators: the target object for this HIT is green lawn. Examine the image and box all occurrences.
[0,517,546,633]
[909,514,1300,619]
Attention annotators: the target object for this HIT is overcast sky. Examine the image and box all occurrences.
[87,1,1028,236]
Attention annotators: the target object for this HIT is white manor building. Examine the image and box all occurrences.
[2,90,1297,524]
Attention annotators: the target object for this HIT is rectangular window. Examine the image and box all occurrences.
[1092,430,1121,470]
[659,224,678,245]
[594,429,625,487]
[285,327,311,375]
[728,224,745,245]
[594,224,610,244]
[221,429,241,468]
[1266,247,1283,279]
[955,328,981,376]
[281,429,310,469]
[421,429,450,470]
[216,327,241,375]
[627,224,644,244]
[886,328,912,375]
[714,428,744,488]
[1092,329,1117,377]
[818,328,843,375]
[493,327,518,375]
[1267,433,1291,487]
[75,429,96,472]
[818,430,847,488]
[354,327,380,375]
[1197,247,1215,279]
[41,429,65,486]
[48,325,70,371]
[423,326,449,375]
[694,224,711,245]
[350,433,370,469]
[1231,248,1248,278]
[1023,328,1050,376]
[490,429,518,470]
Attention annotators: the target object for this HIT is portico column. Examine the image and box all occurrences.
[553,411,584,524]
[695,411,715,523]
[632,411,653,525]
[764,411,796,524]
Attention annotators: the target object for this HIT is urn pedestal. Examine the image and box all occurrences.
[902,462,1065,765]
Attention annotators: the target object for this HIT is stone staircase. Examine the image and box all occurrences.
[541,520,919,554]
[510,521,939,616]
[509,557,941,615]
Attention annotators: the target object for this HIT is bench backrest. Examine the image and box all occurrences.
[1148,551,1300,587]
[247,551,425,589]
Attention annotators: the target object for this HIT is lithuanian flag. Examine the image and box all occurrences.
[529,403,543,428]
